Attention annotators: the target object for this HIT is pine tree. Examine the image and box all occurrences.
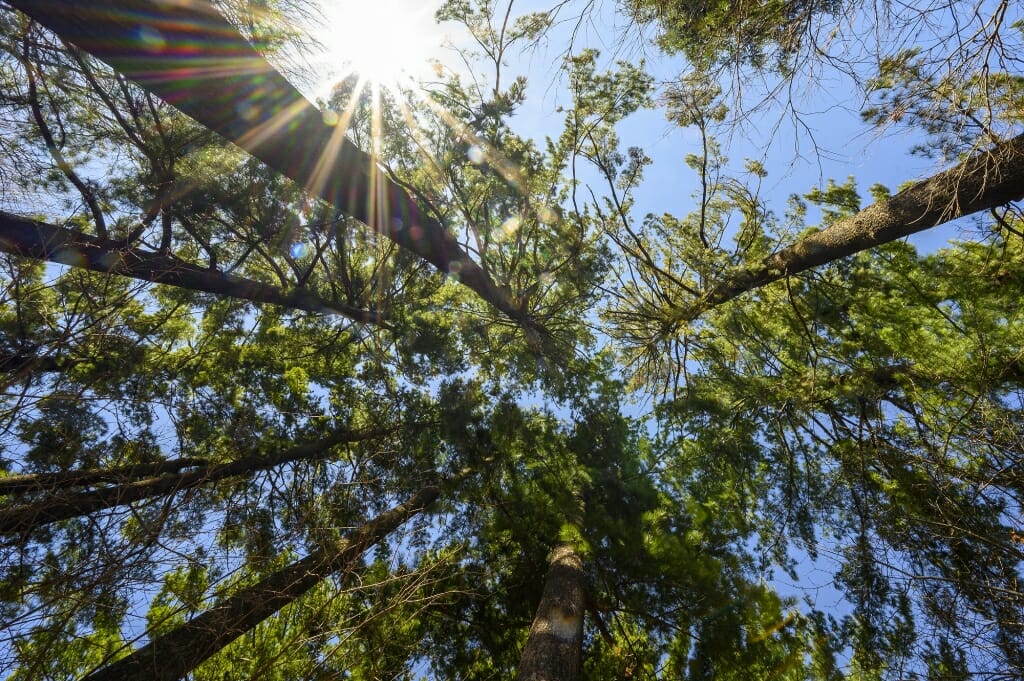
[0,0,1021,678]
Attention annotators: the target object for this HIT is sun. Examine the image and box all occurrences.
[313,0,446,88]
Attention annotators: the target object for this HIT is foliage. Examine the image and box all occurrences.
[0,0,1022,679]
[627,0,845,72]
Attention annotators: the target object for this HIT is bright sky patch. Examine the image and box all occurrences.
[313,0,446,89]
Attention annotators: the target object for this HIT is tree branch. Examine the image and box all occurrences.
[6,0,533,332]
[672,132,1024,326]
[81,484,441,681]
[0,427,391,536]
[0,210,386,326]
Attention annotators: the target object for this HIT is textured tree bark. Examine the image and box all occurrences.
[81,484,440,681]
[5,0,526,328]
[515,542,587,681]
[674,132,1024,324]
[0,457,206,496]
[0,210,384,325]
[0,428,387,535]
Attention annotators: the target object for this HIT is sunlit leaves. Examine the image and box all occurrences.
[628,0,845,71]
[2,0,1023,678]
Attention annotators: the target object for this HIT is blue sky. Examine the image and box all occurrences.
[479,2,960,252]
[303,0,969,254]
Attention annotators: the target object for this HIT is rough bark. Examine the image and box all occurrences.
[515,542,587,681]
[6,0,527,328]
[0,210,384,325]
[0,457,206,496]
[675,132,1024,325]
[0,428,386,535]
[82,484,441,681]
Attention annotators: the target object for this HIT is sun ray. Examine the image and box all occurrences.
[306,77,369,198]
[234,99,314,153]
[393,96,452,198]
[418,94,526,192]
[310,0,446,92]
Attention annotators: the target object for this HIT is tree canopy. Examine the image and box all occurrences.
[0,0,1021,679]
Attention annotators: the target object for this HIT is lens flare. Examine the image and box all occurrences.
[312,0,445,90]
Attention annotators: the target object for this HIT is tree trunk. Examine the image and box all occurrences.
[82,484,441,681]
[0,428,387,536]
[5,0,527,329]
[0,210,384,325]
[515,542,587,681]
[674,132,1024,325]
[0,457,206,496]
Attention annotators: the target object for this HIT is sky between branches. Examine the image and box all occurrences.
[301,0,964,256]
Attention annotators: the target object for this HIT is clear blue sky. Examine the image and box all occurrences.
[405,0,967,253]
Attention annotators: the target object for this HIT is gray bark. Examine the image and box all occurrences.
[0,457,205,496]
[515,542,586,681]
[0,210,384,325]
[675,132,1024,325]
[6,0,527,328]
[0,429,386,536]
[82,484,441,681]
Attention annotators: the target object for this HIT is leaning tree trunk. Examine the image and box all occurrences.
[672,131,1024,326]
[0,428,388,536]
[81,484,440,681]
[0,457,206,496]
[0,211,384,325]
[5,0,530,331]
[515,542,587,681]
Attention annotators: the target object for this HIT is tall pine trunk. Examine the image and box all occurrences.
[515,542,587,681]
[0,457,206,496]
[82,484,440,681]
[0,211,384,325]
[673,131,1024,325]
[4,0,530,329]
[0,428,387,536]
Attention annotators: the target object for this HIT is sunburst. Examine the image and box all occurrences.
[312,0,446,90]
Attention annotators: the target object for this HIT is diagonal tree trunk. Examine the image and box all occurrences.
[5,0,527,329]
[82,484,441,681]
[515,541,587,681]
[0,210,385,325]
[673,132,1024,325]
[0,457,206,496]
[0,428,389,536]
